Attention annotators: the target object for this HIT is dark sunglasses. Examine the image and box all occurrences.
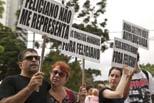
[23,56,40,61]
[51,70,65,78]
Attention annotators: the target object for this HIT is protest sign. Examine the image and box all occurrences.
[60,28,101,63]
[122,20,149,49]
[112,37,138,68]
[17,0,74,42]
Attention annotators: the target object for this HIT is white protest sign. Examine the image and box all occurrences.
[112,37,138,68]
[60,28,101,63]
[122,20,149,49]
[17,0,74,42]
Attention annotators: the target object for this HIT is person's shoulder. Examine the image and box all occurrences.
[2,75,19,81]
[65,87,76,95]
[65,87,77,102]
[66,87,78,98]
[42,79,50,90]
[144,70,152,76]
[141,70,153,80]
[99,87,111,95]
[0,75,20,86]
[132,70,147,79]
[100,87,110,91]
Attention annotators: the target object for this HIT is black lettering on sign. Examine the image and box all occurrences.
[84,45,89,57]
[139,37,147,47]
[62,42,68,51]
[19,9,32,26]
[41,16,48,32]
[49,4,59,19]
[115,39,138,54]
[87,36,100,46]
[132,34,138,44]
[76,43,82,55]
[58,7,72,24]
[75,43,100,60]
[74,31,86,42]
[123,31,133,41]
[41,17,53,34]
[37,0,43,13]
[62,41,76,53]
[123,54,129,66]
[42,16,50,32]
[40,1,59,19]
[35,14,42,29]
[123,54,136,67]
[24,0,31,8]
[31,13,37,28]
[144,39,147,47]
[97,49,100,59]
[69,40,76,53]
[112,51,123,64]
[89,47,93,58]
[24,0,59,19]
[30,12,70,39]
[142,30,148,38]
[115,40,121,49]
[28,0,37,11]
[31,13,44,30]
[70,30,74,38]
[63,25,69,39]
[25,0,42,12]
[123,22,131,32]
[52,21,69,39]
[43,1,50,16]
[136,28,142,36]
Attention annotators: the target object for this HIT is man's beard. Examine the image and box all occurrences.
[29,64,39,74]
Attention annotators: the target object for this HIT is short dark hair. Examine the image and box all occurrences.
[108,67,122,76]
[18,48,38,61]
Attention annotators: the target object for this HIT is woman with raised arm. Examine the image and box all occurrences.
[99,65,134,103]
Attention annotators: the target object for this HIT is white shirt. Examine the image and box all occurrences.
[124,70,153,103]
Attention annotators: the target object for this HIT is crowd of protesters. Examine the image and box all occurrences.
[0,48,153,103]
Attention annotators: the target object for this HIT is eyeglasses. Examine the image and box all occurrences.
[23,56,40,61]
[51,70,65,78]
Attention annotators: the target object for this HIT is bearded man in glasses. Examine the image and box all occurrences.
[0,48,50,103]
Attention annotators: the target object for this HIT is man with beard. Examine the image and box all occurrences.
[0,48,50,103]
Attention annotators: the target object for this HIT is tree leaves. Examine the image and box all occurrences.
[0,23,26,80]
[0,0,4,18]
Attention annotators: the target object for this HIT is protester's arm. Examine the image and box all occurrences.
[123,64,137,98]
[123,76,132,98]
[0,72,44,103]
[0,86,33,103]
[77,86,87,103]
[103,66,134,99]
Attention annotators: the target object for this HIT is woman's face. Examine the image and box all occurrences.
[108,69,122,89]
[50,66,67,86]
